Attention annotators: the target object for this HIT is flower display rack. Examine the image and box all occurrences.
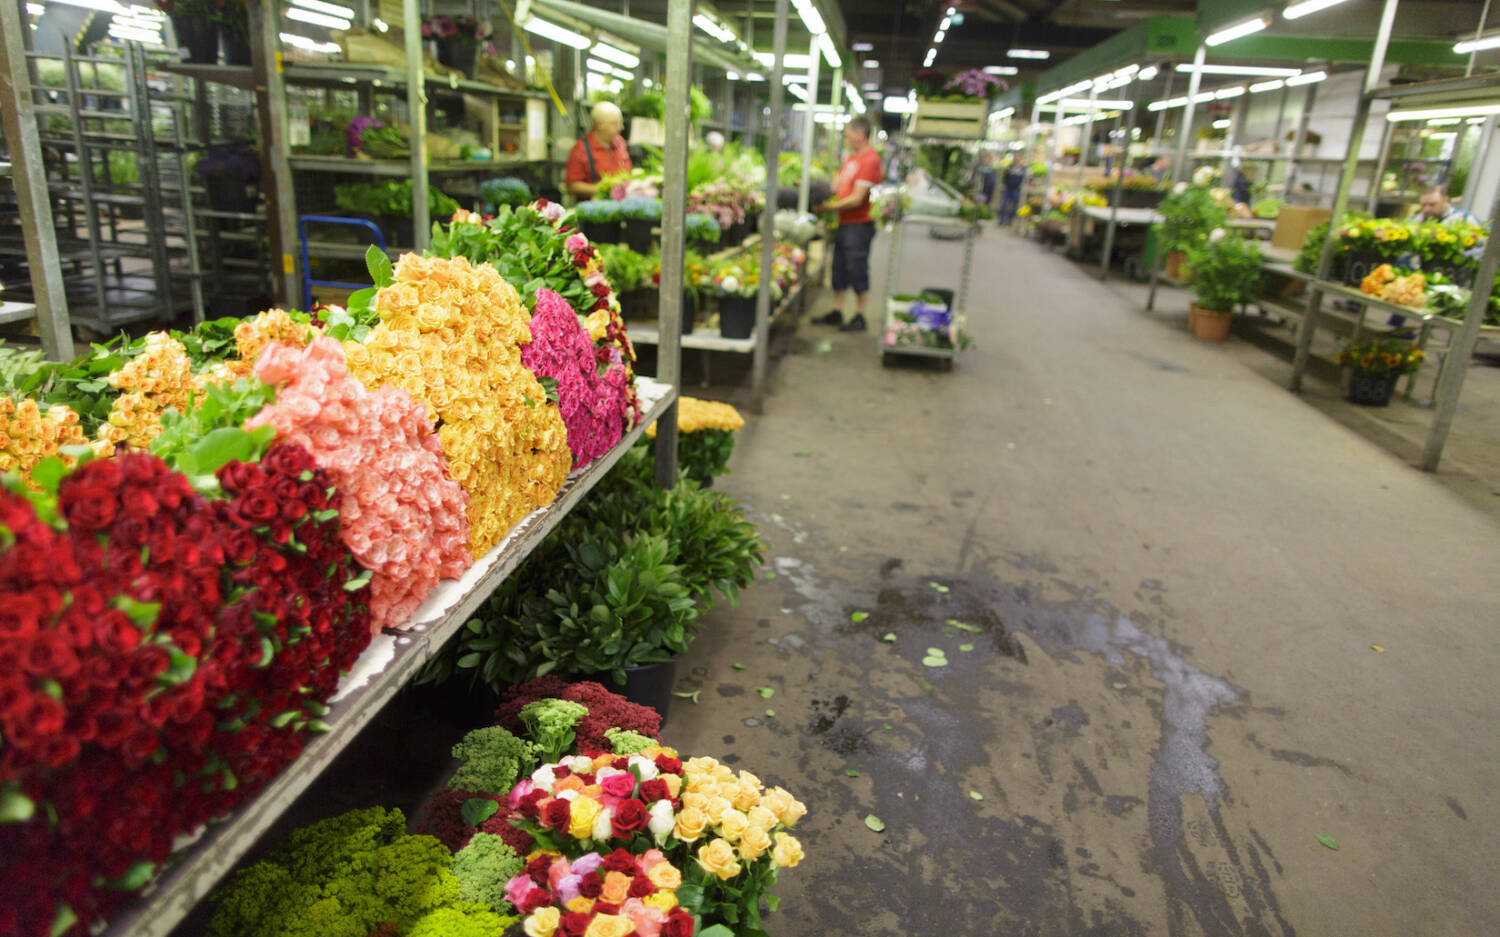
[97,378,676,937]
[911,98,988,140]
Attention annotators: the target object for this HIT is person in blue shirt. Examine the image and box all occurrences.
[1418,185,1480,225]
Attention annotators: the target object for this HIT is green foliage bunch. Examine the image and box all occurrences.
[333,180,459,219]
[677,428,735,482]
[450,834,525,913]
[1186,231,1263,313]
[573,199,624,224]
[448,726,539,795]
[1157,183,1228,254]
[430,204,595,313]
[604,727,656,755]
[519,699,587,764]
[207,808,488,937]
[405,906,515,937]
[597,243,657,293]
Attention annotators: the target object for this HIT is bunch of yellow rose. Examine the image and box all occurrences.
[343,253,570,557]
[220,308,316,381]
[644,396,744,437]
[95,332,203,452]
[0,395,88,478]
[675,755,805,880]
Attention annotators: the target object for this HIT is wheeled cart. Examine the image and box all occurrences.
[878,212,977,369]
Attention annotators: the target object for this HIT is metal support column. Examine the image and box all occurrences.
[796,42,821,215]
[1291,0,1398,392]
[0,0,72,360]
[404,0,429,247]
[1366,117,1395,213]
[249,0,299,303]
[1286,81,1318,199]
[1171,43,1205,184]
[752,0,788,414]
[1153,66,1174,150]
[1075,80,1098,191]
[654,0,695,486]
[1101,76,1146,280]
[1467,114,1498,210]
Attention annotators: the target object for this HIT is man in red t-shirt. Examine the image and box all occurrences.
[813,116,883,331]
[565,102,632,198]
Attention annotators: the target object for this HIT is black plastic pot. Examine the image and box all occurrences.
[621,658,677,720]
[625,218,657,254]
[582,219,623,245]
[436,37,479,78]
[204,176,255,213]
[719,295,755,339]
[1347,371,1399,406]
[171,15,218,64]
[220,24,251,66]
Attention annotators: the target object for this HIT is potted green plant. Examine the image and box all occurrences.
[685,212,720,246]
[619,196,661,253]
[572,199,624,244]
[1184,228,1262,340]
[1158,182,1228,281]
[710,256,773,339]
[1336,338,1424,406]
[333,179,460,247]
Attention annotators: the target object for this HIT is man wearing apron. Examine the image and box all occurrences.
[566,102,632,199]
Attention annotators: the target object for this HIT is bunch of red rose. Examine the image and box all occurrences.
[504,846,697,937]
[492,677,662,751]
[0,447,371,937]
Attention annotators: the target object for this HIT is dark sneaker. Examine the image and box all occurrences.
[838,313,868,332]
[813,310,843,326]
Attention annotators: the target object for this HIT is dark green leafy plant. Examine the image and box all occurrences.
[172,317,243,365]
[1157,184,1228,254]
[677,428,735,482]
[429,205,595,313]
[447,726,538,795]
[1293,219,1333,275]
[598,244,656,294]
[148,378,278,489]
[334,180,459,219]
[8,335,145,435]
[646,480,763,611]
[623,91,665,120]
[1186,232,1263,313]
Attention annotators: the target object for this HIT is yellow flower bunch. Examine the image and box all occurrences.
[344,253,570,557]
[644,396,744,438]
[0,396,88,479]
[209,308,317,382]
[676,755,805,873]
[1016,204,1031,218]
[95,332,202,452]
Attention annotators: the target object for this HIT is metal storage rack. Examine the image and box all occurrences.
[878,212,975,369]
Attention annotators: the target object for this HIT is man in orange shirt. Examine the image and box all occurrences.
[813,116,883,331]
[565,102,632,198]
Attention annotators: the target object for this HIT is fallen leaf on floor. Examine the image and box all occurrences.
[882,722,893,730]
[1371,644,1385,653]
[969,791,984,801]
[926,647,945,656]
[764,571,777,579]
[959,643,974,652]
[673,691,701,704]
[794,449,812,457]
[946,619,981,633]
[770,513,784,523]
[864,814,886,833]
[1316,834,1340,851]
[1112,682,1127,689]
[881,632,897,643]
[731,662,746,670]
[779,493,791,500]
[851,611,869,623]
[920,682,935,692]
[1007,442,1016,449]
[929,581,950,594]
[765,709,775,717]
[757,687,775,699]
[921,655,947,667]
[845,769,860,777]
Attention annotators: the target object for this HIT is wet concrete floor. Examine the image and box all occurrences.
[664,227,1500,936]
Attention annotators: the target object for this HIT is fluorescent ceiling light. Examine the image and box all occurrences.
[746,72,765,81]
[1426,117,1462,125]
[946,6,955,14]
[1284,0,1351,19]
[1008,48,1049,59]
[994,107,1015,119]
[862,59,879,68]
[1212,118,1232,128]
[1146,96,1188,111]
[523,16,592,50]
[1286,70,1327,86]
[692,14,735,44]
[110,25,161,41]
[25,2,43,13]
[819,32,841,68]
[862,82,879,90]
[1175,63,1299,77]
[785,82,809,100]
[1205,17,1268,46]
[371,16,387,30]
[586,58,632,80]
[281,31,340,52]
[1114,64,1139,77]
[1060,97,1135,109]
[753,52,812,69]
[791,0,825,36]
[1138,65,1158,80]
[884,95,916,113]
[1215,86,1245,99]
[983,65,1017,75]
[284,7,352,30]
[50,0,127,12]
[1454,34,1500,54]
[933,30,944,43]
[591,42,639,67]
[726,71,740,80]
[865,90,881,98]
[1387,103,1500,121]
[852,41,873,51]
[290,0,353,19]
[1249,78,1285,92]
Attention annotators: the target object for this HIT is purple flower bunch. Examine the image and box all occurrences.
[195,143,260,183]
[944,68,1007,100]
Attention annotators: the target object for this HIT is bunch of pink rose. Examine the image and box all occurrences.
[522,289,629,466]
[247,336,472,631]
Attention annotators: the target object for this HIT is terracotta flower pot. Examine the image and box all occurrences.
[1189,304,1233,341]
[1165,249,1188,281]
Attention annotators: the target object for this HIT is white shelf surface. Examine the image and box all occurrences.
[100,377,676,937]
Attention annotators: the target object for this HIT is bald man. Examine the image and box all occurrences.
[566,102,632,198]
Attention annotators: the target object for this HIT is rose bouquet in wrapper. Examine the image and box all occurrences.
[342,252,571,557]
[246,336,472,630]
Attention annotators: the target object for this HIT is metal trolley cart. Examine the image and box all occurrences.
[878,212,977,369]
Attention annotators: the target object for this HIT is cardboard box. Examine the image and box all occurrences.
[1272,205,1331,251]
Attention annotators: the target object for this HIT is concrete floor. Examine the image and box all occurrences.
[663,227,1500,936]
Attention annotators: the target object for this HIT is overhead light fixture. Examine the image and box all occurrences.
[852,41,873,52]
[1215,86,1245,99]
[884,95,916,113]
[692,14,736,44]
[862,58,879,68]
[1146,96,1189,111]
[819,33,841,68]
[291,0,354,18]
[946,5,955,14]
[1284,0,1351,19]
[1059,97,1135,109]
[1205,17,1268,46]
[523,17,592,50]
[1138,65,1158,80]
[790,0,825,36]
[862,82,879,90]
[933,30,945,43]
[1387,103,1500,122]
[865,90,881,98]
[1212,118,1232,128]
[1008,48,1049,59]
[47,0,128,12]
[25,2,43,12]
[1285,70,1327,86]
[1175,63,1299,77]
[590,42,639,67]
[746,72,765,81]
[1454,34,1500,54]
[586,58,633,80]
[785,82,809,100]
[994,107,1015,119]
[726,71,741,80]
[983,65,1017,75]
[753,51,813,69]
[284,7,352,30]
[1249,78,1285,92]
[280,30,340,52]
